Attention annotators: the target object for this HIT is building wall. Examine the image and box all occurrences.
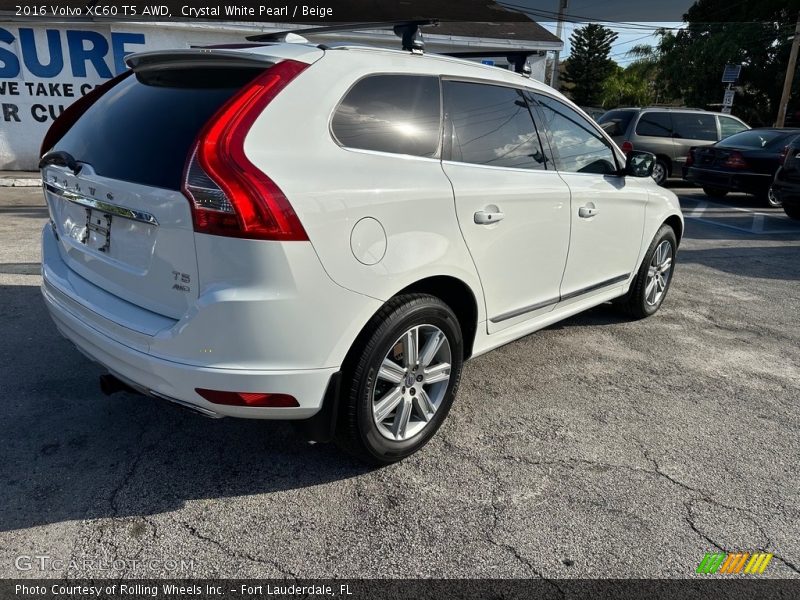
[0,22,549,170]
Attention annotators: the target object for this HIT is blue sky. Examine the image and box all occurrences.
[539,21,685,66]
[494,0,695,66]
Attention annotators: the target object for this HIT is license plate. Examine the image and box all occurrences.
[82,208,113,253]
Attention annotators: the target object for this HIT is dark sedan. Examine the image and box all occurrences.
[772,140,800,220]
[683,128,800,207]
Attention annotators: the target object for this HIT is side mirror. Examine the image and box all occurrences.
[625,150,656,178]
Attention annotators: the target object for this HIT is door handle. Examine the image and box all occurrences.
[474,209,504,224]
[578,204,599,218]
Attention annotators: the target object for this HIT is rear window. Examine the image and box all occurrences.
[331,75,441,158]
[717,130,795,149]
[672,112,717,141]
[52,66,264,190]
[597,110,635,137]
[635,112,672,137]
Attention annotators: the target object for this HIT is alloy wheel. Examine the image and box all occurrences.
[371,324,452,441]
[645,240,673,307]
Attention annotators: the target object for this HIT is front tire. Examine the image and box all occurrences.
[618,225,677,319]
[336,294,464,465]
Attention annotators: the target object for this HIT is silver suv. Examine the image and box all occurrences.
[598,108,749,185]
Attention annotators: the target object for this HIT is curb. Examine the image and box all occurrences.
[0,178,42,187]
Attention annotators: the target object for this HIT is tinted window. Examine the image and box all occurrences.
[597,110,635,137]
[331,75,441,158]
[672,113,717,141]
[443,81,547,170]
[717,129,797,149]
[52,67,263,190]
[534,94,618,174]
[635,112,672,137]
[719,115,749,138]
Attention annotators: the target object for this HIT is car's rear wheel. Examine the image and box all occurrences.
[336,294,463,465]
[617,225,677,319]
[703,186,728,198]
[784,204,800,220]
[652,159,668,186]
[764,185,782,207]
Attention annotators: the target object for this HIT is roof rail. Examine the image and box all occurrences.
[443,50,540,76]
[245,20,439,54]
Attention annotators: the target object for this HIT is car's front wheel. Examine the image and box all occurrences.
[336,294,463,465]
[617,225,677,319]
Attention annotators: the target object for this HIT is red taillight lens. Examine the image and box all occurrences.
[40,70,133,157]
[183,59,309,241]
[686,148,695,168]
[195,388,299,408]
[723,151,748,169]
[620,140,634,155]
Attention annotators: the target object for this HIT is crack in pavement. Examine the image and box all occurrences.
[178,521,299,578]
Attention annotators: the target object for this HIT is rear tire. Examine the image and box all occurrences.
[617,225,677,320]
[652,159,669,186]
[335,294,463,465]
[764,185,782,208]
[784,204,800,220]
[703,186,728,198]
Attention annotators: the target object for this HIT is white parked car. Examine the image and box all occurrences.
[40,41,683,464]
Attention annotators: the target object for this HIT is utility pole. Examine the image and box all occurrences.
[549,0,569,90]
[776,12,800,127]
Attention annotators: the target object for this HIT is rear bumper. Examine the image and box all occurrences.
[43,280,337,419]
[40,224,381,419]
[683,167,772,194]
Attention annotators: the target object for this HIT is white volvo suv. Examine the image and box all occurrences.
[40,41,683,464]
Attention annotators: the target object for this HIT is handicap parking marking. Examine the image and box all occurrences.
[678,196,800,235]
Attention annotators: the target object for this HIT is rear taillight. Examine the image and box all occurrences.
[40,70,133,157]
[183,59,309,241]
[686,147,695,168]
[195,388,299,408]
[621,140,634,154]
[723,151,748,169]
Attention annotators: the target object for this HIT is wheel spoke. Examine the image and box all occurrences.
[378,359,405,384]
[660,257,672,273]
[413,389,436,421]
[374,386,404,422]
[645,277,657,302]
[419,330,445,368]
[424,362,451,384]
[403,328,418,369]
[392,397,413,439]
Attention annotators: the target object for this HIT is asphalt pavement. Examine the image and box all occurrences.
[0,184,798,579]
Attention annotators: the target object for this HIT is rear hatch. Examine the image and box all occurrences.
[42,46,322,320]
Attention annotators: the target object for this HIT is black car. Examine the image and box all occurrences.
[683,128,800,207]
[772,140,800,220]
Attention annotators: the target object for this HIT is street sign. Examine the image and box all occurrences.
[721,107,732,114]
[722,64,741,83]
[723,89,735,107]
[481,59,495,66]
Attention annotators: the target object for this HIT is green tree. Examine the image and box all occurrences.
[600,64,656,108]
[642,0,796,125]
[563,24,619,106]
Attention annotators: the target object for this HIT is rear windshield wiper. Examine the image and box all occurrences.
[39,150,82,175]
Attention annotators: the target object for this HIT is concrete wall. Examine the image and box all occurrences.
[0,22,549,170]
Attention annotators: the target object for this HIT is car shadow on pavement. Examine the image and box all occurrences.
[678,246,800,281]
[0,284,371,533]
